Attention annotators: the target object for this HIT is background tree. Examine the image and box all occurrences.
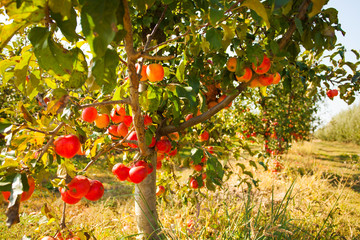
[0,0,360,239]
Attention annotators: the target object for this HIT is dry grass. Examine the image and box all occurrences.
[1,140,360,239]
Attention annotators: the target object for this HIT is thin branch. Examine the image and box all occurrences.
[143,5,168,52]
[159,83,248,135]
[144,29,191,53]
[36,122,65,163]
[79,98,131,109]
[82,127,135,172]
[279,0,311,50]
[60,202,66,229]
[141,54,175,61]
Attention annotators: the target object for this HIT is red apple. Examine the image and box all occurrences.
[54,135,81,159]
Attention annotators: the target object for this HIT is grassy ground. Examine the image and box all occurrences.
[1,140,360,239]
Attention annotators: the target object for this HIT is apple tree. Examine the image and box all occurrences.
[1,0,360,239]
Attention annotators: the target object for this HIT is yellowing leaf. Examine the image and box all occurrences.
[260,86,268,96]
[308,0,327,18]
[242,0,270,28]
[0,22,27,52]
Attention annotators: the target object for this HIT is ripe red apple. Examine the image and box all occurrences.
[112,163,130,181]
[143,115,152,126]
[117,123,128,137]
[217,95,232,109]
[110,106,125,123]
[156,139,172,154]
[205,146,214,154]
[156,160,162,169]
[129,166,148,184]
[146,63,164,82]
[135,160,154,174]
[108,125,120,139]
[59,187,81,204]
[123,115,133,127]
[156,185,165,196]
[273,72,281,84]
[126,131,156,148]
[198,131,209,142]
[66,175,91,199]
[185,114,193,121]
[192,164,202,172]
[226,57,237,72]
[258,74,274,86]
[168,148,177,157]
[85,180,104,201]
[252,54,271,74]
[81,107,98,123]
[189,178,199,189]
[40,237,56,240]
[95,114,110,128]
[54,135,81,159]
[136,63,148,81]
[202,173,207,180]
[236,67,253,82]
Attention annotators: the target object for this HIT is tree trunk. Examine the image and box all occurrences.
[134,151,162,239]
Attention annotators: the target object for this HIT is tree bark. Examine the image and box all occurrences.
[134,151,162,239]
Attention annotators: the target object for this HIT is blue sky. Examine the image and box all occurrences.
[316,0,360,126]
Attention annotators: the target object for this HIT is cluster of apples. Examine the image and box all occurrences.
[81,105,134,139]
[112,161,152,184]
[227,54,281,88]
[326,89,339,99]
[59,175,104,204]
[1,175,35,202]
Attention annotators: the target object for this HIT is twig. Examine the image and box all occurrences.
[159,83,248,135]
[143,5,168,52]
[279,0,311,50]
[141,54,175,61]
[82,127,135,172]
[36,122,65,163]
[79,99,131,109]
[144,29,191,53]
[60,202,66,229]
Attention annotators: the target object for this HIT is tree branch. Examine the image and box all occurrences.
[60,202,66,229]
[279,0,311,50]
[82,127,135,172]
[143,5,168,52]
[122,0,151,157]
[141,54,175,61]
[36,122,65,163]
[79,99,131,109]
[159,83,248,135]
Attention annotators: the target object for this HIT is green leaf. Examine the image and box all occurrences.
[294,17,303,36]
[0,22,27,52]
[308,0,326,18]
[51,7,78,42]
[206,28,222,50]
[28,27,72,76]
[175,86,197,111]
[48,0,72,20]
[81,0,119,58]
[242,0,270,27]
[209,7,223,25]
[190,148,203,165]
[207,157,224,186]
[92,49,119,94]
[274,0,291,9]
[176,59,186,82]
